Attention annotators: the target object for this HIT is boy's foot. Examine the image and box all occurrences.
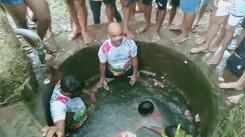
[207,51,223,65]
[152,33,161,42]
[226,94,244,105]
[169,24,182,31]
[190,46,208,54]
[82,31,95,44]
[136,25,150,34]
[219,82,244,91]
[172,34,189,44]
[195,36,206,45]
[69,31,81,40]
[124,30,135,39]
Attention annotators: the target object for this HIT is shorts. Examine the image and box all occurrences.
[142,0,167,10]
[0,0,24,5]
[103,0,114,5]
[170,0,180,7]
[106,67,133,78]
[180,0,201,13]
[215,0,231,17]
[123,0,138,6]
[228,14,244,26]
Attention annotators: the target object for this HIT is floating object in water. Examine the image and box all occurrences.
[116,131,137,137]
[184,60,188,64]
[138,100,154,116]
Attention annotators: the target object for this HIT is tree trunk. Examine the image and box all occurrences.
[0,8,34,105]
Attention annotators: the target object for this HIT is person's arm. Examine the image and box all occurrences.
[143,126,165,136]
[53,120,65,137]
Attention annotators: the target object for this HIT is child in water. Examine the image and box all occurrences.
[42,75,87,137]
[97,22,139,90]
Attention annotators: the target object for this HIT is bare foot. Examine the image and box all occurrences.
[219,82,244,90]
[226,94,244,104]
[169,24,182,31]
[124,30,135,39]
[172,34,189,44]
[82,31,94,44]
[68,30,81,40]
[136,25,150,34]
[190,46,208,54]
[207,50,223,65]
[152,33,161,42]
[195,36,206,45]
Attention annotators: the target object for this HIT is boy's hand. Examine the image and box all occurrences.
[89,93,97,104]
[42,126,64,137]
[129,74,138,86]
[98,78,110,91]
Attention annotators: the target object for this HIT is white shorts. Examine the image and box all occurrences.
[228,14,244,26]
[215,0,231,17]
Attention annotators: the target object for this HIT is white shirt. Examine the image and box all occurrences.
[50,81,86,123]
[98,38,137,73]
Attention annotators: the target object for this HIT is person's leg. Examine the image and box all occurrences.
[3,4,28,29]
[76,0,94,44]
[104,0,122,23]
[103,0,114,23]
[111,0,122,22]
[190,16,227,53]
[152,0,167,42]
[65,0,81,40]
[25,0,51,39]
[173,0,200,44]
[173,12,196,43]
[207,15,240,65]
[168,0,179,26]
[193,3,208,27]
[219,71,245,90]
[89,0,102,24]
[137,0,152,33]
[120,0,137,38]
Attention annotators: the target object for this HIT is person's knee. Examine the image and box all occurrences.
[37,13,51,27]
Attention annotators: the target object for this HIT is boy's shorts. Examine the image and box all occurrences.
[170,0,180,7]
[180,0,201,13]
[122,0,138,6]
[142,0,168,10]
[0,0,25,6]
[228,0,245,26]
[103,0,114,5]
[106,67,133,78]
[215,0,231,17]
[228,15,244,27]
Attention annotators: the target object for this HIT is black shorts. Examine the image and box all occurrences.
[142,0,167,10]
[121,0,138,6]
[103,0,114,5]
[170,0,180,7]
[106,67,133,78]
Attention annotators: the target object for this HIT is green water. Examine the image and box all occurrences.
[73,74,196,137]
[60,42,216,136]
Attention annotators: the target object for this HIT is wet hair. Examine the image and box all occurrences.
[138,100,154,116]
[60,75,83,94]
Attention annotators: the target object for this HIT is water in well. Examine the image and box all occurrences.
[34,41,217,137]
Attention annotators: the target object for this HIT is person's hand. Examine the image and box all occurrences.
[41,126,64,137]
[98,77,110,91]
[129,74,138,86]
[89,92,97,104]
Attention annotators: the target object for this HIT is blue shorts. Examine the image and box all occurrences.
[180,0,201,13]
[0,0,25,6]
[142,0,168,10]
